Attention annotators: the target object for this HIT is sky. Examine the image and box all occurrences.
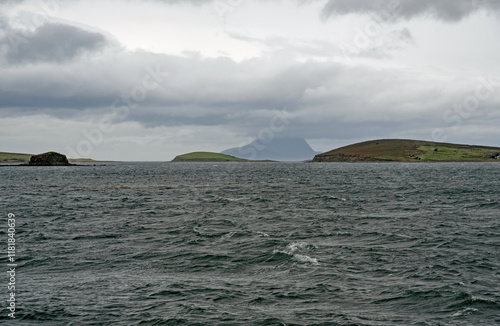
[1,0,500,161]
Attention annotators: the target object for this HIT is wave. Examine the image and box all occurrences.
[447,292,500,310]
[137,318,188,326]
[272,242,320,266]
[15,308,78,321]
[308,195,347,202]
[5,162,500,325]
[452,307,478,317]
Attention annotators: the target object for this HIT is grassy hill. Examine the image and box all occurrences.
[0,152,32,163]
[68,158,104,163]
[313,139,500,162]
[172,152,249,162]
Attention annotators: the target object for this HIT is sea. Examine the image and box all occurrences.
[0,162,499,325]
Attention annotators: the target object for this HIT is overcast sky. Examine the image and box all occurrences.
[1,0,500,160]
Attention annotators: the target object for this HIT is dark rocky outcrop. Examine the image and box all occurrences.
[27,152,71,166]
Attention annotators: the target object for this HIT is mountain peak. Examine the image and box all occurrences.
[222,136,319,161]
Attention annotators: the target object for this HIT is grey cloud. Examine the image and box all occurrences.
[337,27,415,60]
[0,24,497,147]
[228,29,414,63]
[227,32,340,58]
[1,23,108,64]
[2,0,215,5]
[321,0,500,22]
[0,14,8,30]
[0,47,332,128]
[158,0,214,4]
[380,27,414,53]
[0,45,466,142]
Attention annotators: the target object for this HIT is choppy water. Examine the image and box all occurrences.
[1,162,499,325]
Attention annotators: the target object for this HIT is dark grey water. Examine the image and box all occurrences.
[1,162,499,325]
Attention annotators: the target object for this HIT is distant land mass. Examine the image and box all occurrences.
[0,152,110,164]
[172,152,249,162]
[222,136,320,161]
[0,152,32,163]
[313,139,500,162]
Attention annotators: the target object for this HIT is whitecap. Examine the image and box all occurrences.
[221,232,235,240]
[273,241,319,265]
[452,307,478,317]
[293,254,319,265]
[286,242,317,253]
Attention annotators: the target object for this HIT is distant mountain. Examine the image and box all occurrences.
[222,137,320,161]
[313,139,500,162]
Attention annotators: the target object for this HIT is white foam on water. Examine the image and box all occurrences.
[293,254,319,265]
[221,232,235,240]
[452,307,478,317]
[272,242,319,265]
[286,242,317,253]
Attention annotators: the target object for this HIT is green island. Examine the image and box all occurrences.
[4,139,500,164]
[313,139,500,162]
[172,152,249,162]
[0,152,32,163]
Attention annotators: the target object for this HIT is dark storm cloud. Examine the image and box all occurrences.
[1,0,498,148]
[321,0,500,22]
[0,47,338,131]
[0,39,471,141]
[1,23,108,64]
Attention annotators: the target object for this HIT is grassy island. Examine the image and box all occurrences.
[313,139,500,162]
[0,152,33,163]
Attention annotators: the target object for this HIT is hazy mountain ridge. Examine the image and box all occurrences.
[222,137,320,161]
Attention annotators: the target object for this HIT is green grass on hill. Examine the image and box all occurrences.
[0,152,32,163]
[68,158,100,163]
[313,139,500,162]
[416,145,498,161]
[172,152,247,162]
